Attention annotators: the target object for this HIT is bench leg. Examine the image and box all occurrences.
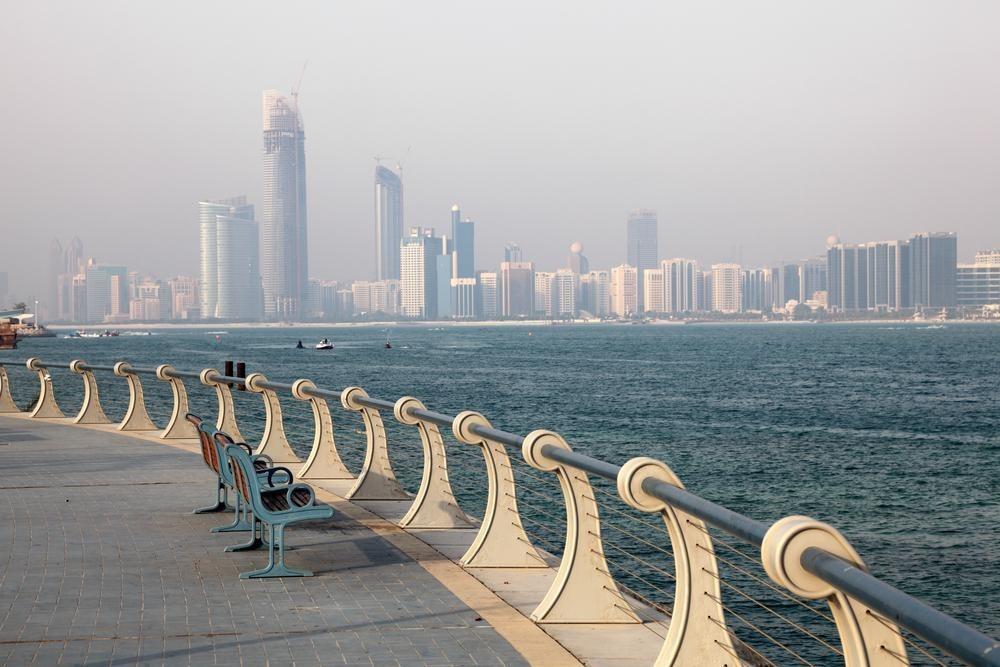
[212,494,252,533]
[194,479,228,514]
[226,516,264,552]
[240,524,311,579]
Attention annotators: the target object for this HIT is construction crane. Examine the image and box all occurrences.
[291,60,308,101]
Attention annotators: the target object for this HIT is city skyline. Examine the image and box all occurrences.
[5,3,1000,298]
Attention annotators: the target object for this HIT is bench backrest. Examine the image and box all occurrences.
[225,444,258,513]
[212,431,237,484]
[186,414,219,474]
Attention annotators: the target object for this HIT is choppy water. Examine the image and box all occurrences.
[3,322,998,664]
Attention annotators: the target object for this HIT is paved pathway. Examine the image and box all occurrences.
[0,417,529,666]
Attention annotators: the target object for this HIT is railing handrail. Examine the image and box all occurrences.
[3,356,998,665]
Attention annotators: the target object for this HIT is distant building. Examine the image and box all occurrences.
[451,278,477,318]
[799,257,828,303]
[85,264,127,323]
[581,270,610,316]
[451,205,475,279]
[552,270,578,317]
[375,165,404,281]
[697,271,713,312]
[711,264,743,313]
[609,264,638,317]
[642,268,665,313]
[435,238,454,319]
[662,258,700,313]
[533,271,555,317]
[742,268,773,313]
[477,271,499,319]
[500,261,534,317]
[910,232,957,308]
[568,242,589,274]
[626,209,658,310]
[957,250,1000,307]
[199,197,260,320]
[504,243,523,263]
[400,227,443,318]
[168,276,199,320]
[262,89,308,320]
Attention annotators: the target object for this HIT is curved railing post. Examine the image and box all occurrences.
[114,362,158,431]
[26,358,64,419]
[393,397,474,529]
[0,365,21,413]
[200,368,244,443]
[156,365,196,439]
[245,373,301,465]
[292,379,352,481]
[69,359,110,424]
[617,456,738,664]
[762,516,909,666]
[340,386,409,500]
[521,430,639,624]
[452,411,545,568]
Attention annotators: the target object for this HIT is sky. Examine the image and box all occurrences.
[1,1,999,299]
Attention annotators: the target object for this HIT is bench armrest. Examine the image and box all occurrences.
[287,483,316,507]
[266,466,294,487]
[235,442,254,455]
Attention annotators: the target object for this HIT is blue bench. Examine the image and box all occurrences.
[225,444,333,578]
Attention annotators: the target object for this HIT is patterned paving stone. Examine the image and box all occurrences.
[0,418,528,666]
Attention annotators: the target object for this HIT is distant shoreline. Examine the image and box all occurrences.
[42,318,998,331]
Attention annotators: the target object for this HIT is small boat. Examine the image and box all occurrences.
[384,339,392,349]
[315,338,334,350]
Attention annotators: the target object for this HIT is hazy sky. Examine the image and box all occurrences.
[2,1,999,298]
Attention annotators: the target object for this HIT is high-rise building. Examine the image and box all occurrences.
[662,258,700,313]
[742,268,773,312]
[827,244,862,312]
[533,271,555,317]
[262,89,308,320]
[800,257,828,303]
[451,278,477,318]
[711,264,743,313]
[451,205,475,279]
[957,250,1000,307]
[400,227,443,318]
[85,265,127,323]
[582,270,610,316]
[626,209,658,310]
[609,264,638,317]
[642,268,665,313]
[477,271,499,318]
[504,243,523,263]
[375,165,404,281]
[200,197,259,320]
[500,261,534,317]
[909,232,957,308]
[568,242,589,274]
[698,271,713,312]
[552,270,577,317]
[435,237,454,319]
[168,276,199,320]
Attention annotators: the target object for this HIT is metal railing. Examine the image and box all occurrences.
[1,356,997,666]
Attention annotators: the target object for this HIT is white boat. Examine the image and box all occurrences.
[315,338,334,350]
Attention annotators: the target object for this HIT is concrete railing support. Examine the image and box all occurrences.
[0,366,21,413]
[156,365,196,439]
[245,373,301,465]
[762,516,909,666]
[617,457,738,664]
[340,386,409,500]
[26,358,64,419]
[452,411,545,568]
[200,368,244,443]
[114,362,158,431]
[70,359,110,424]
[291,379,352,481]
[522,430,639,624]
[393,397,474,529]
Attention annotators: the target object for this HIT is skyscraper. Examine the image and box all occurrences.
[375,165,404,281]
[609,264,638,317]
[582,270,610,316]
[533,271,555,316]
[504,243,523,263]
[477,271,499,318]
[568,242,589,274]
[711,264,743,313]
[451,205,476,279]
[626,209,658,310]
[199,197,259,320]
[500,261,534,317]
[800,257,828,303]
[957,250,1000,307]
[85,264,127,323]
[642,267,665,313]
[909,232,957,308]
[262,89,308,320]
[662,258,700,313]
[400,227,443,318]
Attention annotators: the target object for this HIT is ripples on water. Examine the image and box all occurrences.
[4,322,997,662]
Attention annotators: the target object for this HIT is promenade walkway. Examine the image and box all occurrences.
[0,416,548,666]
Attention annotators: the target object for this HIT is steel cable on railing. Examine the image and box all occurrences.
[866,610,949,667]
[704,592,818,666]
[707,615,779,667]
